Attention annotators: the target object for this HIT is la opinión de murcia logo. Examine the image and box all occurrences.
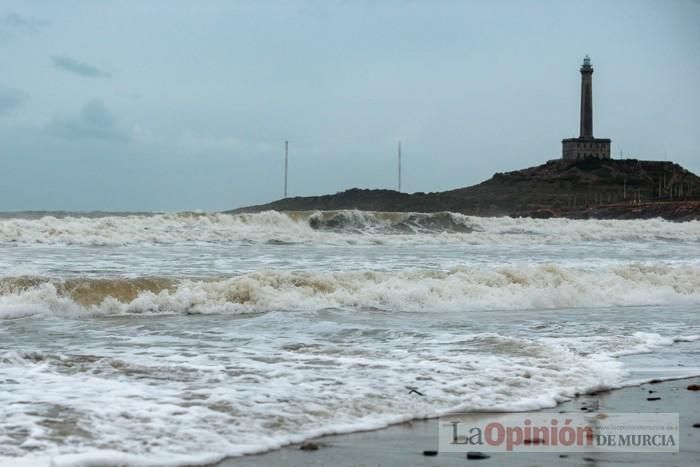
[438,412,679,453]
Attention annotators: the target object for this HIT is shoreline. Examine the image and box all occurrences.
[216,376,700,467]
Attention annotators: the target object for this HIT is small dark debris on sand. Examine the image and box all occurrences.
[687,384,700,391]
[299,442,320,451]
[422,450,438,456]
[466,451,490,460]
[647,397,661,401]
[692,423,700,428]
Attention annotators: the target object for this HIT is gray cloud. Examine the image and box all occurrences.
[0,12,48,39]
[51,99,128,141]
[51,55,111,78]
[0,85,27,115]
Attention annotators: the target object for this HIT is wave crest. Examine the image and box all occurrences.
[307,210,474,233]
[2,264,700,318]
[0,210,698,246]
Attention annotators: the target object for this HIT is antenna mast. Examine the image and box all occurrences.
[284,140,288,198]
[398,140,402,192]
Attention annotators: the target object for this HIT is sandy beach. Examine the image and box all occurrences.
[218,377,700,467]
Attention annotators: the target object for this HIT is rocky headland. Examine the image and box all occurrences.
[229,159,700,221]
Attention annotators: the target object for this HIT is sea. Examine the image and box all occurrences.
[1,210,699,466]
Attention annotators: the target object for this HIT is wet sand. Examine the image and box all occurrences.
[217,377,700,467]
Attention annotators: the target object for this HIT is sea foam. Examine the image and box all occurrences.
[0,210,698,246]
[1,263,700,318]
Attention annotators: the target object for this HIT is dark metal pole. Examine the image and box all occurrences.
[284,140,288,198]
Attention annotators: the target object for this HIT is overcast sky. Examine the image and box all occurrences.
[0,0,698,211]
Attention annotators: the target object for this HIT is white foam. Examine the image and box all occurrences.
[0,455,50,467]
[0,211,698,246]
[2,308,697,466]
[2,263,700,319]
[608,332,700,356]
[0,332,631,466]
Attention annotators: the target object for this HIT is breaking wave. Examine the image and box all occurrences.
[0,210,698,246]
[2,264,700,318]
[307,210,473,233]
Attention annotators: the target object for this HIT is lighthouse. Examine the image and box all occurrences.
[562,55,611,160]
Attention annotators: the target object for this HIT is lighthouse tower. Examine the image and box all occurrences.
[562,55,611,160]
